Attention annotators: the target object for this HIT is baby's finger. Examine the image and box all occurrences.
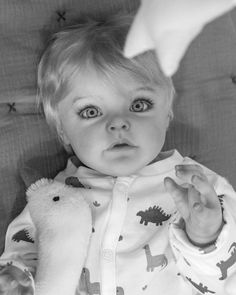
[176,164,204,172]
[191,175,220,209]
[175,164,206,183]
[164,177,189,219]
[187,184,205,212]
[164,177,186,199]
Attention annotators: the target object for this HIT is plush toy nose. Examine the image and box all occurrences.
[53,196,60,202]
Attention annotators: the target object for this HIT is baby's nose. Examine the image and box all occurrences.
[106,117,130,132]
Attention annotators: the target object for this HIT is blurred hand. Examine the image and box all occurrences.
[164,164,223,246]
[0,264,33,295]
[124,0,236,76]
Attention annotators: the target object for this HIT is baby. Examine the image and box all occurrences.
[0,13,236,295]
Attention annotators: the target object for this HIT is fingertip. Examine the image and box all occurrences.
[164,177,173,187]
[192,201,204,212]
[191,174,202,184]
[164,176,171,182]
[163,177,172,192]
[175,165,180,171]
[191,175,208,188]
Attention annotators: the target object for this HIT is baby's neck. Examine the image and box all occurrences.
[148,150,173,166]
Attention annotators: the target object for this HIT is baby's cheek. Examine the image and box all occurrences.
[146,125,166,145]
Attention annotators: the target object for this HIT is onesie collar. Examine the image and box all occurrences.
[66,149,183,180]
[137,149,183,176]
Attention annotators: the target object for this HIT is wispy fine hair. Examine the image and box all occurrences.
[37,13,174,133]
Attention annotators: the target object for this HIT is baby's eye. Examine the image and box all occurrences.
[130,98,153,112]
[79,106,102,119]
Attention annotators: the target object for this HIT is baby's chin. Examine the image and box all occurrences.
[84,153,158,177]
[94,162,148,177]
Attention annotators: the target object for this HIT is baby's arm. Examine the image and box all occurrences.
[166,160,236,294]
[0,206,36,295]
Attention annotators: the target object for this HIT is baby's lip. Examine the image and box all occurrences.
[107,139,136,150]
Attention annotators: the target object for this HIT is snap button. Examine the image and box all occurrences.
[102,249,113,262]
[116,183,127,193]
[231,74,236,84]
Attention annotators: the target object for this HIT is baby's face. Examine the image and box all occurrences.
[57,68,170,176]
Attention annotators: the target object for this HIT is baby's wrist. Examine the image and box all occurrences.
[186,231,218,248]
[185,219,224,248]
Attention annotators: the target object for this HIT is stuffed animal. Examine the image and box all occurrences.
[26,178,92,295]
[124,0,236,76]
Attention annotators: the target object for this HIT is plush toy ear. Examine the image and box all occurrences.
[124,0,236,76]
[20,165,45,189]
[26,178,53,195]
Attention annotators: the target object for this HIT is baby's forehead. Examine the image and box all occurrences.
[76,62,165,88]
[70,66,164,99]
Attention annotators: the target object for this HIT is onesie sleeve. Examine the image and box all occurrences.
[0,205,36,290]
[169,170,236,295]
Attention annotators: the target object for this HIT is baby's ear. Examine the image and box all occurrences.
[60,131,70,145]
[57,124,71,146]
[168,110,174,123]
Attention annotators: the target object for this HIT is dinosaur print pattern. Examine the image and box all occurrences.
[137,205,171,226]
[218,194,224,213]
[81,268,124,295]
[216,242,236,280]
[142,285,148,290]
[83,267,101,294]
[6,261,13,266]
[143,244,168,271]
[65,176,85,188]
[24,268,32,278]
[0,261,13,270]
[12,229,34,243]
[186,277,215,294]
[118,235,123,241]
[218,194,224,206]
[116,286,124,294]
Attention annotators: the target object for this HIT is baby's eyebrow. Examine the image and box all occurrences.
[72,96,90,103]
[135,86,155,92]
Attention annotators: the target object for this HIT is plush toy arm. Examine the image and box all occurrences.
[124,0,236,76]
[27,179,92,295]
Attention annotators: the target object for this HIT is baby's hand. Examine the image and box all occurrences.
[0,264,33,295]
[164,164,223,246]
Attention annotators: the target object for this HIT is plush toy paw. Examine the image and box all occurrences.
[124,0,236,76]
[26,178,92,295]
[0,264,33,295]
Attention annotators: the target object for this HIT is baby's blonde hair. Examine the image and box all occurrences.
[37,14,175,135]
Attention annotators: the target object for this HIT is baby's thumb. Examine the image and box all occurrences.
[164,177,184,199]
[164,177,189,219]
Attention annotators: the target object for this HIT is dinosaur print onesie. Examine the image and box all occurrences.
[1,150,236,295]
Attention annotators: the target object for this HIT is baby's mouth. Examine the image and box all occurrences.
[108,140,137,151]
[113,143,130,148]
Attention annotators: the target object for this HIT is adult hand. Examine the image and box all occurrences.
[124,0,236,76]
